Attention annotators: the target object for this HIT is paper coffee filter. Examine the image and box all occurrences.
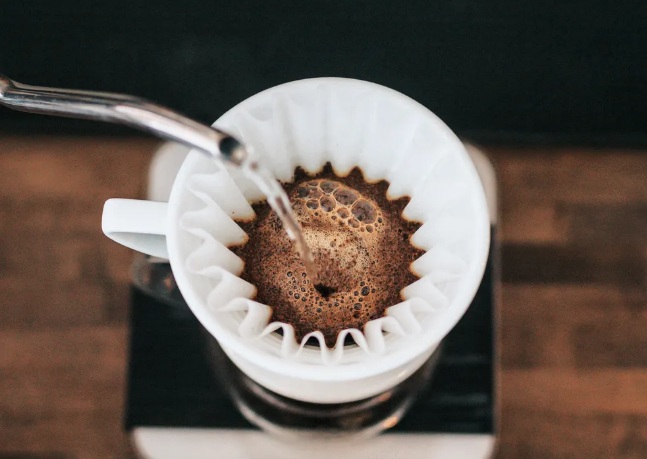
[175,78,488,366]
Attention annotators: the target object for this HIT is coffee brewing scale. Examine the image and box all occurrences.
[126,143,499,459]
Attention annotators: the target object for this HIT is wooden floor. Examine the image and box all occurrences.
[0,137,645,458]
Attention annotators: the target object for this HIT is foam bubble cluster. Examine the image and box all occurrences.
[294,179,380,233]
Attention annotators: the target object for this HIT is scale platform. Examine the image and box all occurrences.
[125,144,499,459]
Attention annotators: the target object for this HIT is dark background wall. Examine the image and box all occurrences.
[1,1,646,146]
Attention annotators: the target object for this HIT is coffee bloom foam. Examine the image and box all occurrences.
[175,81,482,366]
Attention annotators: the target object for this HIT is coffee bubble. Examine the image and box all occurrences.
[352,200,376,223]
[320,196,335,212]
[333,188,358,205]
[320,180,338,193]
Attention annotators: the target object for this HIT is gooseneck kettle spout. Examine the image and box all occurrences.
[0,74,247,165]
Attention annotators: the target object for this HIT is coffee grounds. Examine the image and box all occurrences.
[230,163,424,347]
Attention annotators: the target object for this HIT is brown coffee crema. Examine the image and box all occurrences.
[230,163,424,347]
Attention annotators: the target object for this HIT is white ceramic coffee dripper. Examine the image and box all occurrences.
[102,78,490,404]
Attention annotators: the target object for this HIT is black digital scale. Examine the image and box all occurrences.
[124,144,498,459]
